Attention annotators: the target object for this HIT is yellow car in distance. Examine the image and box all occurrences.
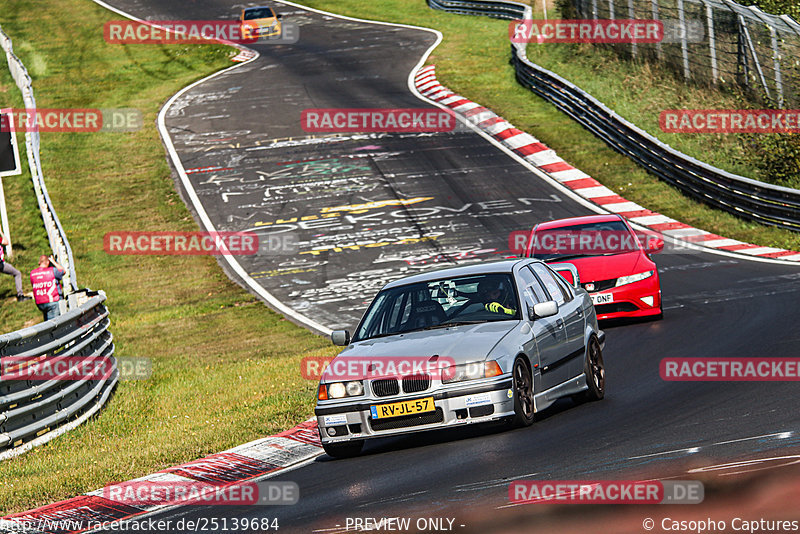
[240,6,282,40]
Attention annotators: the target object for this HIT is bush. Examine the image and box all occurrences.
[750,0,800,19]
[745,133,800,188]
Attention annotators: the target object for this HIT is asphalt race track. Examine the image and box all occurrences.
[93,0,800,531]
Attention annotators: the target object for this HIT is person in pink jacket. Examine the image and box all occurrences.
[30,255,65,321]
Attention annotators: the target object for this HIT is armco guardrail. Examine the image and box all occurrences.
[0,25,116,458]
[0,291,117,459]
[1,24,78,292]
[426,0,800,232]
[428,0,526,19]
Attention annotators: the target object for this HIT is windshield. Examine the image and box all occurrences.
[353,273,520,341]
[244,8,275,20]
[530,220,639,261]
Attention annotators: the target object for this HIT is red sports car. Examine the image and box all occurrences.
[523,214,663,320]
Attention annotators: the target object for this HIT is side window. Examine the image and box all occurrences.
[530,263,566,306]
[517,266,547,320]
[520,267,550,303]
[550,267,575,301]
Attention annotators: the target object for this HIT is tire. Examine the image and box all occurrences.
[511,357,535,427]
[576,336,605,402]
[322,440,364,458]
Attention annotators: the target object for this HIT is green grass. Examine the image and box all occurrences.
[1,0,798,516]
[0,0,338,513]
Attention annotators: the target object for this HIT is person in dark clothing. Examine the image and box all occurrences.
[0,230,30,302]
[477,277,517,316]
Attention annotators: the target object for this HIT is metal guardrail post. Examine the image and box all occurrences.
[705,1,718,84]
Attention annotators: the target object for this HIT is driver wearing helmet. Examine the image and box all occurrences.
[477,278,517,316]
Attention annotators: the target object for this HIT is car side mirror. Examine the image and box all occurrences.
[646,236,664,253]
[276,13,283,18]
[637,231,664,254]
[531,301,558,319]
[331,330,350,346]
[548,262,580,288]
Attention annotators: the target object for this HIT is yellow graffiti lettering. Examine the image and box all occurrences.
[320,197,433,214]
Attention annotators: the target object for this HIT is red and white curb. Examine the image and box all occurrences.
[0,419,322,533]
[415,65,800,263]
[230,47,257,62]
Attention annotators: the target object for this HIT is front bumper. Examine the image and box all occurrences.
[315,376,514,444]
[589,277,662,320]
[242,25,281,39]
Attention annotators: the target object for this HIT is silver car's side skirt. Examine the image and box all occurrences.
[533,374,587,413]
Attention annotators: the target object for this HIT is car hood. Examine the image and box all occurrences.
[327,321,518,378]
[553,251,649,283]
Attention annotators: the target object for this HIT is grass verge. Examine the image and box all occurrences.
[0,0,337,513]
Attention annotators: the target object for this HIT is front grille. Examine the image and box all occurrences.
[595,302,639,314]
[372,378,399,397]
[584,278,617,292]
[369,408,444,431]
[469,405,495,418]
[402,374,430,393]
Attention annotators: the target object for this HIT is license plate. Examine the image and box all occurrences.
[370,397,434,419]
[591,293,614,305]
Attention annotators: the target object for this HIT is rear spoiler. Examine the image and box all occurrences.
[549,262,580,289]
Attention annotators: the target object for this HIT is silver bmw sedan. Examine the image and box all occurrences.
[315,258,606,457]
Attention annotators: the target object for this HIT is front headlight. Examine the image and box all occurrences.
[319,380,364,400]
[615,270,653,287]
[346,381,364,396]
[442,361,502,383]
[328,382,346,398]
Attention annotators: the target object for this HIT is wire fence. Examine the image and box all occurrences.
[568,0,800,108]
[428,0,800,231]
